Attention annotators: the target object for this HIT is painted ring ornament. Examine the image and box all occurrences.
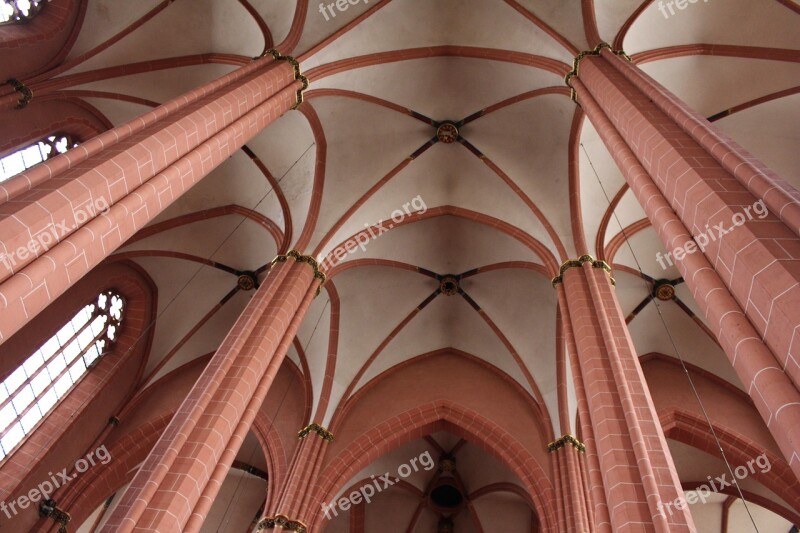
[436,123,459,143]
[237,273,256,291]
[655,283,675,301]
[439,275,459,296]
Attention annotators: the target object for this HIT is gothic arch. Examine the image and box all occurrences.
[0,97,110,157]
[46,354,308,530]
[0,0,86,80]
[0,260,156,530]
[312,399,557,532]
[661,409,800,515]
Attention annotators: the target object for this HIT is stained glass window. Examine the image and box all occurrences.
[0,290,125,459]
[0,0,48,24]
[0,134,77,183]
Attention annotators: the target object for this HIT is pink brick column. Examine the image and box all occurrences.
[599,48,800,237]
[551,449,566,531]
[0,56,302,344]
[551,444,591,532]
[259,429,329,532]
[572,75,800,478]
[97,252,324,533]
[565,444,591,532]
[577,52,800,392]
[556,285,608,532]
[577,443,595,530]
[555,257,695,532]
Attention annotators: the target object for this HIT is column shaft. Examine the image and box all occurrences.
[573,75,800,479]
[185,273,319,533]
[98,254,322,532]
[551,450,567,532]
[556,287,609,531]
[557,260,695,532]
[577,445,595,530]
[578,52,800,389]
[564,445,590,532]
[261,432,328,532]
[551,445,591,532]
[0,57,300,344]
[600,48,800,235]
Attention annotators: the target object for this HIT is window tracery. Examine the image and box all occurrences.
[0,133,77,183]
[0,290,125,459]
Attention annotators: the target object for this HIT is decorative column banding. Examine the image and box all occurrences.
[0,55,303,345]
[38,498,70,532]
[274,250,327,295]
[564,43,631,104]
[259,515,308,533]
[5,78,33,109]
[261,49,309,110]
[571,71,800,479]
[298,422,334,441]
[97,253,322,533]
[556,256,696,532]
[184,270,320,533]
[547,434,586,453]
[552,254,614,287]
[574,48,800,392]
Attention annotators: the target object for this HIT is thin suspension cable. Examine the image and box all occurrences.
[213,298,331,532]
[580,142,759,531]
[21,142,316,476]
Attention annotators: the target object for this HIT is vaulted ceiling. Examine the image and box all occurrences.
[25,0,800,531]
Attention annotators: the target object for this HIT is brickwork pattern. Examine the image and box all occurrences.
[98,260,318,533]
[0,60,299,344]
[581,56,800,391]
[561,264,695,532]
[572,71,800,478]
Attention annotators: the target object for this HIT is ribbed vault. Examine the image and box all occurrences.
[1,0,798,530]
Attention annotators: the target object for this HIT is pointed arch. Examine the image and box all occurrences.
[311,399,557,532]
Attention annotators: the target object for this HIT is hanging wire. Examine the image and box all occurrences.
[212,298,331,532]
[21,142,316,489]
[580,142,759,531]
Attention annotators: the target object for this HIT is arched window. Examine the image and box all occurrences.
[0,290,125,460]
[0,0,48,24]
[0,133,77,183]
